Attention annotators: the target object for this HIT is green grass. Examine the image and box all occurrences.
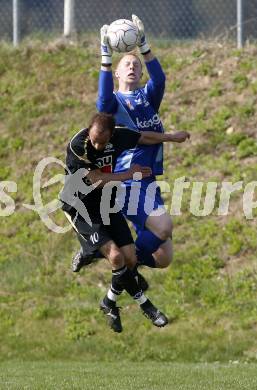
[1,362,257,390]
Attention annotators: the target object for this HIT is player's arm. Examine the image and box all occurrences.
[138,131,190,145]
[143,59,166,112]
[86,164,152,187]
[132,14,164,76]
[132,14,153,60]
[100,24,112,71]
[97,25,118,113]
[132,15,165,110]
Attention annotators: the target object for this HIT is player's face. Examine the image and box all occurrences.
[89,125,112,151]
[115,55,142,89]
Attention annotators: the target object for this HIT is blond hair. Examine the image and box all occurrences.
[116,52,143,70]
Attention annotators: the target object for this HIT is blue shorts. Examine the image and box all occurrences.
[118,179,165,233]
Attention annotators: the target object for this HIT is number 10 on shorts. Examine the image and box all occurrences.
[90,232,99,244]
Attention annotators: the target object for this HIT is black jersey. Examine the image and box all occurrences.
[66,126,140,174]
[61,126,141,209]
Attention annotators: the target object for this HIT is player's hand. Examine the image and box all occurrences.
[132,14,150,55]
[169,131,190,143]
[129,164,152,179]
[100,24,112,66]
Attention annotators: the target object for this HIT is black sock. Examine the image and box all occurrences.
[132,265,139,277]
[103,295,116,308]
[140,299,152,311]
[111,273,124,296]
[112,265,147,304]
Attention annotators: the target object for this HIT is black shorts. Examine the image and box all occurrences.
[63,204,134,257]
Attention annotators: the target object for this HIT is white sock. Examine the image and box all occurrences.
[107,285,122,302]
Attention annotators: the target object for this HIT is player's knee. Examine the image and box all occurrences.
[155,254,172,268]
[147,214,173,240]
[161,255,172,268]
[119,245,137,270]
[159,229,171,241]
[157,222,173,241]
[109,251,125,269]
[124,255,137,269]
[154,239,173,268]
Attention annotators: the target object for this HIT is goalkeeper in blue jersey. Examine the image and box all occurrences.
[97,15,190,271]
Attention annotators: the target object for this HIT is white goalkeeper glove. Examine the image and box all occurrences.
[132,14,150,55]
[100,25,112,66]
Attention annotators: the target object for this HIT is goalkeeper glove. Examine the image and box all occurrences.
[100,25,112,66]
[132,14,150,55]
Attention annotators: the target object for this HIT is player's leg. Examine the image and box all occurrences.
[135,211,173,266]
[63,210,93,272]
[119,244,149,292]
[64,211,124,332]
[64,204,167,329]
[153,238,173,268]
[63,206,105,272]
[100,239,168,331]
[124,182,173,268]
[108,212,149,291]
[144,211,173,268]
[98,239,124,333]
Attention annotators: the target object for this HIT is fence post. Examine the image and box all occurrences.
[64,0,75,37]
[237,0,243,48]
[13,0,20,46]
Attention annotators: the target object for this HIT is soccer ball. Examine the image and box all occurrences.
[108,19,139,53]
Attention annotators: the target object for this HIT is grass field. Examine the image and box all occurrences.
[1,362,257,390]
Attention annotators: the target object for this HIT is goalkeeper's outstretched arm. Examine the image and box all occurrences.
[132,14,154,63]
[97,25,117,113]
[132,14,165,111]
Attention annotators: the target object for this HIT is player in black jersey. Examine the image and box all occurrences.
[61,112,188,332]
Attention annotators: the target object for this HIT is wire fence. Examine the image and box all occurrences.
[1,0,257,47]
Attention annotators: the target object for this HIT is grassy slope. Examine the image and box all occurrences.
[0,39,257,362]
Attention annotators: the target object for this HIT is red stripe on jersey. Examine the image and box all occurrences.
[101,165,112,173]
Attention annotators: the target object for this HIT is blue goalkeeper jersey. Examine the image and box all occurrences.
[97,58,166,180]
